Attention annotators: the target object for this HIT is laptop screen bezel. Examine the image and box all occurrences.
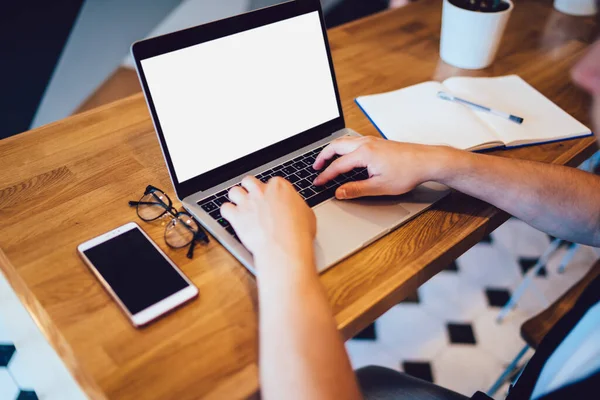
[132,0,345,200]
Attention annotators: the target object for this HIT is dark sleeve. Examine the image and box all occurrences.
[508,275,600,399]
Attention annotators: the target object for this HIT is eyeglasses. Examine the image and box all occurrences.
[129,185,209,259]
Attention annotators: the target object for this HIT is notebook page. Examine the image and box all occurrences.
[356,82,501,150]
[443,75,591,146]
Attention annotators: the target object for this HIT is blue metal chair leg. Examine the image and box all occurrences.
[557,243,579,274]
[487,345,529,397]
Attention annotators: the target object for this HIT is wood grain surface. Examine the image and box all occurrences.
[0,1,598,398]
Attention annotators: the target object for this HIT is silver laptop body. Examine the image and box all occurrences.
[132,0,449,274]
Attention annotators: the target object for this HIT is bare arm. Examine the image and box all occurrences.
[221,177,361,400]
[313,136,600,246]
[438,149,600,246]
[256,249,361,400]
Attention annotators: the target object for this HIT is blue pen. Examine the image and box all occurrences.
[437,91,524,124]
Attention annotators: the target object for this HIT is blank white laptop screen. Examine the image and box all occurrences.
[141,11,340,183]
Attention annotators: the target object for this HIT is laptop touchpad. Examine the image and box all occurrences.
[313,197,411,271]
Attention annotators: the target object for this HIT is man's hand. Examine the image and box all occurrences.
[221,176,317,270]
[313,136,450,199]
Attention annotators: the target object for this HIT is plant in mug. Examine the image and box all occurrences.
[449,0,510,12]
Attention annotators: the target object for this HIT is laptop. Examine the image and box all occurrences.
[132,0,449,274]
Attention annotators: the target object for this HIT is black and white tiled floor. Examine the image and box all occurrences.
[346,218,598,398]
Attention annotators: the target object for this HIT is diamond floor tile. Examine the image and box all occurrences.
[17,390,39,400]
[0,343,16,367]
[447,323,477,345]
[518,257,548,277]
[353,322,377,340]
[402,361,434,383]
[444,261,459,272]
[480,234,493,245]
[485,288,512,308]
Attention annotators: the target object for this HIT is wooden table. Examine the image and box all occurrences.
[0,1,597,399]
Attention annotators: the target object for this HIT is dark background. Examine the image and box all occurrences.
[1,0,389,140]
[1,1,84,139]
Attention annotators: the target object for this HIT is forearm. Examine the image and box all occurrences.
[433,147,600,246]
[255,249,361,400]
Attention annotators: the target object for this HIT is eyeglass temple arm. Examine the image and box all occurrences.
[187,241,196,259]
[185,222,209,258]
[187,230,209,259]
[192,217,209,243]
[129,200,168,207]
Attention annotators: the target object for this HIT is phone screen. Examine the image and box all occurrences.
[83,228,190,315]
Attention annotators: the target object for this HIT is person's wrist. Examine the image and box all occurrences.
[253,238,316,276]
[254,241,321,298]
[426,146,471,185]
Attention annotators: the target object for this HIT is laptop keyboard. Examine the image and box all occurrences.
[196,144,369,242]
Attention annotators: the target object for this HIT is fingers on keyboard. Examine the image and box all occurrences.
[196,145,368,216]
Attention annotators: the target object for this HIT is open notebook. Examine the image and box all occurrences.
[355,75,592,150]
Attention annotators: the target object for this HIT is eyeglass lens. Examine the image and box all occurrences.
[137,190,170,221]
[165,214,199,248]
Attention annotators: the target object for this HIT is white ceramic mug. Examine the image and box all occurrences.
[440,0,514,70]
[554,0,598,16]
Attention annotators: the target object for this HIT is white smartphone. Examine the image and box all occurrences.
[77,222,198,327]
